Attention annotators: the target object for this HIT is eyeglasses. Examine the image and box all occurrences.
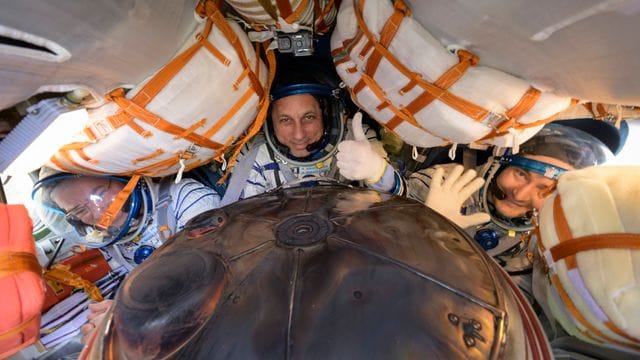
[64,179,116,224]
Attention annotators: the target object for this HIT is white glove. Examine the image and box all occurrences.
[425,165,491,228]
[336,113,387,184]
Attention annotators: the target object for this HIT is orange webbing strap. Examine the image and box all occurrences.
[203,88,256,138]
[218,47,276,184]
[357,74,447,142]
[476,99,579,145]
[131,149,165,166]
[200,1,264,98]
[596,103,608,118]
[582,102,610,120]
[385,50,481,130]
[44,264,103,302]
[0,251,42,279]
[106,89,224,151]
[313,0,334,33]
[550,195,640,346]
[0,314,39,341]
[257,0,279,20]
[553,195,578,269]
[495,87,542,132]
[102,13,227,136]
[478,87,542,141]
[96,175,141,231]
[351,0,488,129]
[276,0,294,19]
[550,233,640,262]
[54,142,107,174]
[91,0,249,154]
[129,16,228,110]
[174,118,206,140]
[284,0,311,25]
[331,31,363,65]
[550,273,640,350]
[361,0,409,78]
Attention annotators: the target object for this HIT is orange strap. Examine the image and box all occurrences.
[218,47,276,184]
[60,0,264,177]
[203,88,256,138]
[106,89,224,151]
[548,195,640,346]
[174,118,206,140]
[362,0,410,77]
[313,0,335,33]
[44,264,103,302]
[550,273,640,350]
[284,0,310,24]
[351,0,488,128]
[553,195,578,269]
[553,195,575,243]
[506,87,541,120]
[386,50,480,130]
[478,87,544,141]
[96,175,141,231]
[276,0,294,19]
[0,251,42,279]
[0,314,39,341]
[131,149,165,165]
[257,0,279,20]
[550,233,640,262]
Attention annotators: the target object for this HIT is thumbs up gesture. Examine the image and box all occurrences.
[336,113,388,184]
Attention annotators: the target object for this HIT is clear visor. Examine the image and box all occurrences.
[265,83,345,167]
[32,174,143,248]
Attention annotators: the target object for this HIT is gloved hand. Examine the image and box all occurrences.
[425,165,490,228]
[336,112,387,184]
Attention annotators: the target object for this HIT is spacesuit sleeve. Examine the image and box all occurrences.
[170,178,222,231]
[356,122,405,195]
[406,163,460,202]
[239,143,275,200]
[366,163,405,195]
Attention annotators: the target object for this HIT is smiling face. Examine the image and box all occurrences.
[493,155,573,219]
[271,93,324,158]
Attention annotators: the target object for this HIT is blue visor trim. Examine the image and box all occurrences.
[499,155,567,180]
[270,83,334,101]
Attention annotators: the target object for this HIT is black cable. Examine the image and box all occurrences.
[46,237,65,269]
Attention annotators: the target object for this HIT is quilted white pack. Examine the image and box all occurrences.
[535,166,640,354]
[48,4,268,177]
[331,0,573,149]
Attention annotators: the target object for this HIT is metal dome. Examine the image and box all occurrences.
[85,185,551,359]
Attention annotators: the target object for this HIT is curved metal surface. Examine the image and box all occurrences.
[92,185,550,359]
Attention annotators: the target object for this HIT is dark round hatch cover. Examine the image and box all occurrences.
[89,185,551,360]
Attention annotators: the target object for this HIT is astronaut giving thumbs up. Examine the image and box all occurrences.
[337,112,488,228]
[336,112,405,195]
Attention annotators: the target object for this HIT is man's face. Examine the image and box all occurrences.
[51,177,127,228]
[271,93,324,158]
[493,155,572,219]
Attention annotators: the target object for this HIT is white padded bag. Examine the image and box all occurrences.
[49,3,268,177]
[331,0,573,149]
[535,166,640,354]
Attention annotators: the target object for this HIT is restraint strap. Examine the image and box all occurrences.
[547,195,640,347]
[219,142,264,207]
[44,264,104,302]
[155,177,175,241]
[0,251,42,279]
[96,175,141,231]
